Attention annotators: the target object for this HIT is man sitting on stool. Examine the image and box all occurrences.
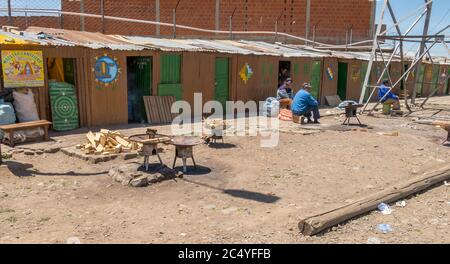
[292,83,320,124]
[378,80,401,110]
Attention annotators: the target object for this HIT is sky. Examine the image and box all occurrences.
[0,0,448,56]
[375,0,449,57]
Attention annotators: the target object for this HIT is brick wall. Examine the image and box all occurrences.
[2,0,373,44]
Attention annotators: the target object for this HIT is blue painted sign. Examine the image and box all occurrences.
[94,56,119,84]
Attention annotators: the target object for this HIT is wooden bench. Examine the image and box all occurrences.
[0,120,52,147]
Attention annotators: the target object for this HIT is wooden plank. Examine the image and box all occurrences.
[0,120,52,130]
[86,131,97,147]
[298,165,450,236]
[325,95,342,107]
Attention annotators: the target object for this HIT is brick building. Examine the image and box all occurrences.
[2,0,376,44]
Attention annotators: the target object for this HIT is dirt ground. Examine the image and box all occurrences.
[0,96,449,244]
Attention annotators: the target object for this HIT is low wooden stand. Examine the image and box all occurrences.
[0,120,52,147]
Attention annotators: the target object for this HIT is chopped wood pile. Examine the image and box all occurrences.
[76,129,142,155]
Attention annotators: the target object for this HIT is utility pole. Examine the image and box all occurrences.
[411,0,432,104]
[156,0,160,36]
[101,0,105,33]
[80,0,85,31]
[305,0,311,45]
[173,0,182,38]
[7,0,12,26]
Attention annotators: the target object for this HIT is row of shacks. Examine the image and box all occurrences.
[1,26,449,128]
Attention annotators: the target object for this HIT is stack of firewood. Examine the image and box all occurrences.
[76,129,142,155]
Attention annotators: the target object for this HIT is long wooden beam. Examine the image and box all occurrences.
[298,165,450,236]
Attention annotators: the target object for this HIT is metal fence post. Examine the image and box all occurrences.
[7,0,12,26]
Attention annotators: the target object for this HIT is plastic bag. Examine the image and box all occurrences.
[262,97,280,117]
[13,89,40,122]
[0,100,16,125]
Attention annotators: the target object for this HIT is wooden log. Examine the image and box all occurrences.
[115,136,130,147]
[86,131,97,147]
[298,165,450,236]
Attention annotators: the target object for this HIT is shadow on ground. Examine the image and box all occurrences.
[4,160,108,177]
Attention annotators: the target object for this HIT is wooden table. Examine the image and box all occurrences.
[0,120,52,147]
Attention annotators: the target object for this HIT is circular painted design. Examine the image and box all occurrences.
[94,56,119,83]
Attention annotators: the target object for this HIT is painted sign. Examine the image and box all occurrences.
[351,65,360,81]
[326,65,334,81]
[239,63,253,84]
[93,55,120,87]
[1,50,45,88]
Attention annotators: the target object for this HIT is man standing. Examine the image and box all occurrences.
[292,83,320,124]
[277,78,293,109]
[378,80,401,110]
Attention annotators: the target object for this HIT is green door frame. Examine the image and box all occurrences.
[215,58,230,113]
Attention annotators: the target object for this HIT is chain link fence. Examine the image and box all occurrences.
[0,0,371,45]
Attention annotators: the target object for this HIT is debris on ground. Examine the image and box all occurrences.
[377,131,399,137]
[77,129,142,155]
[377,224,393,234]
[395,200,407,208]
[377,203,393,215]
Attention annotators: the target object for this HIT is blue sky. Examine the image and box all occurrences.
[0,0,448,56]
[376,0,449,56]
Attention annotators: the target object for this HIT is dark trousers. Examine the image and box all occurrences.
[294,106,320,122]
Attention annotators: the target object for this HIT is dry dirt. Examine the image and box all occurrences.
[0,99,449,244]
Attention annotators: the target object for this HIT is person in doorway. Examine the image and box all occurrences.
[378,80,401,110]
[277,78,293,109]
[279,67,289,86]
[292,83,320,124]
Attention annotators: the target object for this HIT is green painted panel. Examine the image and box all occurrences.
[337,63,348,101]
[158,83,183,101]
[160,54,181,84]
[49,82,79,131]
[416,65,425,96]
[293,63,300,76]
[446,69,450,94]
[430,65,440,93]
[63,58,76,86]
[310,61,321,100]
[215,58,229,110]
[303,63,310,75]
[360,62,371,102]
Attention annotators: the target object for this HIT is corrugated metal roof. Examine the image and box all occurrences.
[0,32,36,45]
[25,27,144,50]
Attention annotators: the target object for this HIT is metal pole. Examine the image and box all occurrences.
[411,0,433,104]
[229,7,236,40]
[7,0,12,26]
[215,0,220,35]
[359,0,388,104]
[368,40,438,114]
[80,0,85,31]
[101,0,105,33]
[387,1,411,113]
[312,24,316,47]
[156,0,160,36]
[173,8,176,38]
[275,20,278,42]
[305,0,311,45]
[25,12,29,28]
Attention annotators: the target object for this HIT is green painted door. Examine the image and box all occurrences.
[337,62,348,101]
[127,57,152,123]
[158,54,182,100]
[416,65,425,96]
[310,60,321,100]
[215,58,229,111]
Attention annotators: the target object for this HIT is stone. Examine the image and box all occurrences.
[24,150,35,156]
[13,149,24,154]
[123,153,138,160]
[130,176,149,187]
[44,147,60,154]
[35,150,44,155]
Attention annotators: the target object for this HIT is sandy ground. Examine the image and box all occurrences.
[0,97,449,244]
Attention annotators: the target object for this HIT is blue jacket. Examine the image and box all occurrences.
[292,89,318,114]
[378,84,398,102]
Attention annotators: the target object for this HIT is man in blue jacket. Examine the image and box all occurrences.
[292,83,320,124]
[378,80,401,110]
